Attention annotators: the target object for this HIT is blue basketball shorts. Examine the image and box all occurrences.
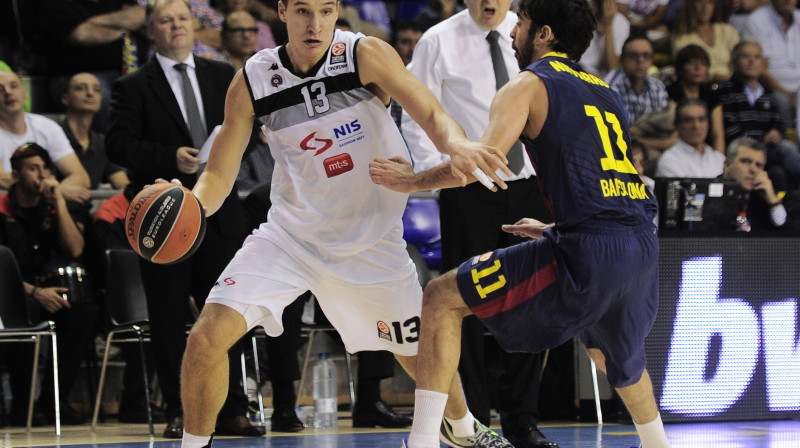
[455,220,659,388]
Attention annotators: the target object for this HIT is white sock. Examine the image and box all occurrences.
[407,389,448,448]
[634,414,670,448]
[182,431,213,448]
[445,410,476,438]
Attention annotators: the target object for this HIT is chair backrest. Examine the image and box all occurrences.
[0,245,34,328]
[104,249,150,327]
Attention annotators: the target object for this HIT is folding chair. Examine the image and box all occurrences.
[91,249,155,436]
[0,246,60,435]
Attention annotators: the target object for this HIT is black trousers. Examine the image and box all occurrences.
[139,196,247,420]
[438,177,552,426]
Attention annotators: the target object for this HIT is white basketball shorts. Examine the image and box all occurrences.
[206,222,422,357]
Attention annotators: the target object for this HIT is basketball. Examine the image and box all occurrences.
[125,183,206,264]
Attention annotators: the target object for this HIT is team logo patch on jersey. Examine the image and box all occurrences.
[323,153,354,178]
[271,74,283,87]
[478,251,493,263]
[300,131,333,156]
[377,321,392,342]
[330,42,347,65]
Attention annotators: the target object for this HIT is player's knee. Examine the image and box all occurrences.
[422,271,465,315]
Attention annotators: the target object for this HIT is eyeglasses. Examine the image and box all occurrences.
[227,27,258,35]
[623,51,654,61]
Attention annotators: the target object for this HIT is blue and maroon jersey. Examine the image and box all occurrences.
[520,53,657,229]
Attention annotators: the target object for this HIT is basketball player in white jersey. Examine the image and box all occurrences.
[179,0,514,447]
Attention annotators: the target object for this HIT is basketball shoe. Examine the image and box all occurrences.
[440,417,515,448]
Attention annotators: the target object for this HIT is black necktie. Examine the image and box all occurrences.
[173,63,207,148]
[487,30,524,175]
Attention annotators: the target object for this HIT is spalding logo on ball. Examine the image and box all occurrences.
[125,183,206,264]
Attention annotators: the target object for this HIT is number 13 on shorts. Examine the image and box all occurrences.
[377,317,420,344]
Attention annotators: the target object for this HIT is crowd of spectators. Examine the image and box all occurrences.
[2,0,800,438]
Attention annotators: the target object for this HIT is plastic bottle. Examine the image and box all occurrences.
[312,352,337,428]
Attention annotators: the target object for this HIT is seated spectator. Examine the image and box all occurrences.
[666,45,725,153]
[216,0,276,51]
[657,98,726,177]
[741,0,800,131]
[606,36,670,124]
[672,0,740,83]
[717,40,800,190]
[606,36,677,151]
[414,0,465,31]
[583,0,631,78]
[60,72,130,190]
[722,137,790,230]
[632,138,656,190]
[616,0,670,44]
[727,0,770,35]
[221,11,259,71]
[393,20,424,67]
[188,0,226,61]
[0,70,91,203]
[39,0,146,133]
[0,143,100,426]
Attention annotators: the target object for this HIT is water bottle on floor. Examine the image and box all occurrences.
[313,352,337,428]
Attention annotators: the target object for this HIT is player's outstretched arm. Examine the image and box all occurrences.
[356,36,511,188]
[480,71,544,155]
[193,70,255,216]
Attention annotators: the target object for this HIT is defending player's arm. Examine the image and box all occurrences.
[193,71,254,215]
[370,72,541,193]
[356,36,511,187]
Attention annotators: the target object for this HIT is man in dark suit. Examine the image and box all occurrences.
[106,0,259,439]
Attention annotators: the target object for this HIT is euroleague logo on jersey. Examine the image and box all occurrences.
[330,42,347,65]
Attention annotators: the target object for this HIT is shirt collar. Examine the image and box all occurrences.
[155,52,196,73]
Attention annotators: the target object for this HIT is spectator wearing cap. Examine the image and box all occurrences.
[0,143,100,426]
[0,70,91,204]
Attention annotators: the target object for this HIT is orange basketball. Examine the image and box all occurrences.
[125,183,206,264]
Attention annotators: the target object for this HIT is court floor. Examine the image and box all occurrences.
[4,417,799,448]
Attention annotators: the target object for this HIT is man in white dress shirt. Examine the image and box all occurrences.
[656,98,726,178]
[401,0,556,446]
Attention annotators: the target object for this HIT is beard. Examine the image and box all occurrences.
[513,40,535,69]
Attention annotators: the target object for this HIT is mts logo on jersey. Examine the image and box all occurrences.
[324,153,353,178]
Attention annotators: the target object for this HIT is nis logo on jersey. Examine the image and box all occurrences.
[300,119,365,178]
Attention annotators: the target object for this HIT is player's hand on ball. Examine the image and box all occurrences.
[125,183,207,264]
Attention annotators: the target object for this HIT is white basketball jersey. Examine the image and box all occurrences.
[244,30,410,256]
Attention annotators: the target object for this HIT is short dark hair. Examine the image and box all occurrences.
[393,20,424,45]
[674,98,709,124]
[674,44,710,79]
[621,35,653,56]
[516,0,595,61]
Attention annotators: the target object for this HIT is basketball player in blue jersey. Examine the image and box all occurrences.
[370,0,671,447]
[175,0,516,447]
